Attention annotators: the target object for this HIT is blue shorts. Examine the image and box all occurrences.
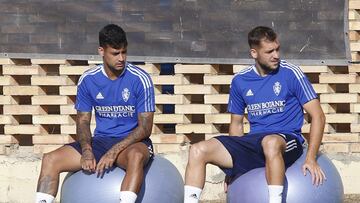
[215,133,303,177]
[66,136,154,162]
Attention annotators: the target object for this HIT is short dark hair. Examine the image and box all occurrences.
[99,24,128,49]
[248,26,277,48]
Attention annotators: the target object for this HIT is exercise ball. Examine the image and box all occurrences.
[227,150,343,203]
[60,156,184,203]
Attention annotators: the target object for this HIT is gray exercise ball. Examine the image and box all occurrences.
[227,150,344,203]
[60,156,184,203]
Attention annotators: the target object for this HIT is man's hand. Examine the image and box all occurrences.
[302,158,326,186]
[96,149,118,177]
[81,149,96,172]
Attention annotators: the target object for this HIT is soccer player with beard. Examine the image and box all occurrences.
[184,26,326,203]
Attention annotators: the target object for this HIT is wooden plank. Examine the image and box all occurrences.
[203,75,233,84]
[150,134,185,144]
[0,76,17,85]
[0,58,12,65]
[59,107,96,125]
[349,31,360,41]
[204,114,250,124]
[233,65,250,73]
[154,114,190,124]
[3,105,46,115]
[174,64,219,74]
[87,60,102,65]
[349,10,360,20]
[155,95,190,104]
[205,114,231,123]
[319,74,359,84]
[351,52,360,61]
[2,65,44,75]
[0,96,18,105]
[323,143,349,153]
[349,84,360,93]
[153,144,181,153]
[60,105,77,115]
[137,64,160,74]
[325,114,359,123]
[3,86,45,95]
[59,65,91,75]
[59,86,77,95]
[351,104,360,113]
[174,85,218,94]
[351,123,360,132]
[32,96,73,105]
[176,124,219,134]
[5,125,46,134]
[349,64,360,73]
[312,84,334,94]
[349,21,360,30]
[0,135,18,144]
[322,133,359,142]
[175,104,219,114]
[0,115,17,125]
[31,76,75,86]
[151,75,189,85]
[350,143,360,153]
[320,94,359,103]
[33,145,62,154]
[32,135,75,144]
[60,125,96,134]
[31,59,66,64]
[302,123,332,133]
[349,0,360,9]
[320,104,336,114]
[300,66,329,73]
[350,42,360,51]
[204,94,229,104]
[33,115,75,125]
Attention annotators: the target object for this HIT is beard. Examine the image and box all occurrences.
[258,61,279,73]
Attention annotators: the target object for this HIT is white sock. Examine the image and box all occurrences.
[268,185,283,203]
[35,192,55,203]
[119,191,137,203]
[184,185,202,203]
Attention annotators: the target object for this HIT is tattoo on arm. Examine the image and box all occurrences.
[107,112,154,158]
[76,111,92,152]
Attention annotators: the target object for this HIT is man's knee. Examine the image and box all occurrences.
[189,141,209,162]
[126,148,147,165]
[262,135,285,157]
[41,152,58,170]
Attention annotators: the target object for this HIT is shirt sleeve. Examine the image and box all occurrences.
[288,66,318,105]
[227,77,246,115]
[75,79,93,112]
[136,72,155,113]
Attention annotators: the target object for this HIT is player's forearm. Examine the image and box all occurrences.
[111,127,150,155]
[108,112,153,156]
[306,113,325,160]
[76,112,93,152]
[77,123,92,151]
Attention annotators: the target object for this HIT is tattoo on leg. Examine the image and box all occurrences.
[37,175,57,195]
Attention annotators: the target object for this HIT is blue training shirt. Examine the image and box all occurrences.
[228,60,317,143]
[75,62,155,138]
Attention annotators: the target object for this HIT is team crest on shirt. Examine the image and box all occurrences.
[273,81,281,96]
[122,88,130,102]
